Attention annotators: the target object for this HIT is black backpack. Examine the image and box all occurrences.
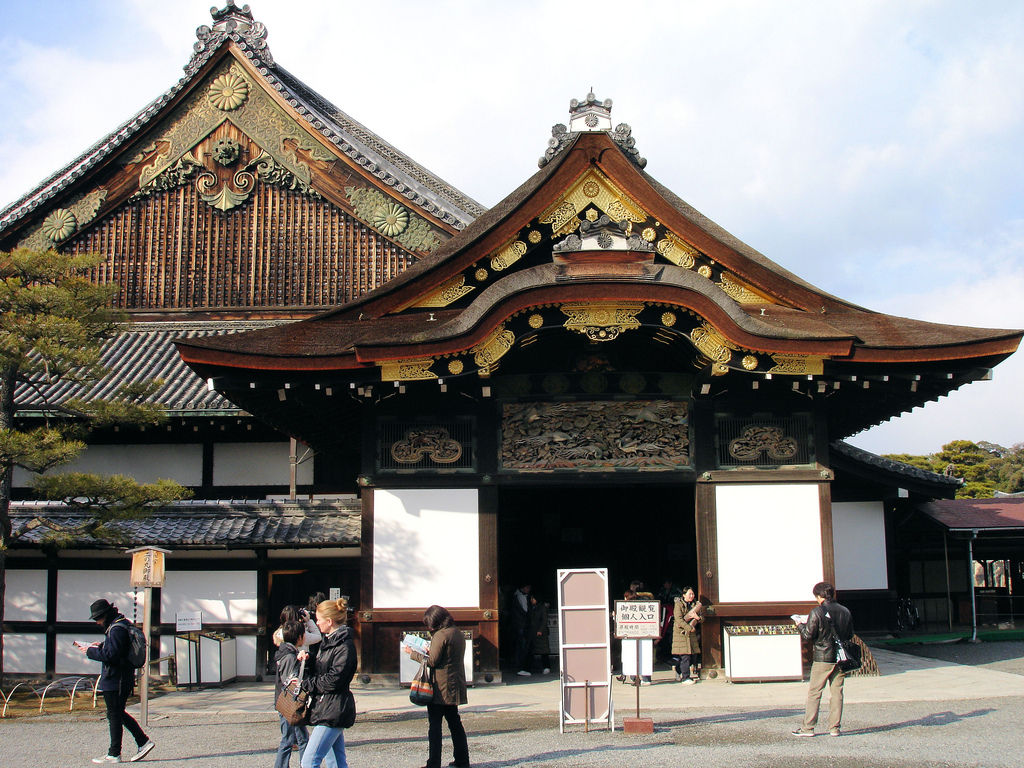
[113,618,148,668]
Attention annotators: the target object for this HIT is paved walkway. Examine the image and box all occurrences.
[138,645,1024,719]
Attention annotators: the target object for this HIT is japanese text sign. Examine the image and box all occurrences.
[614,600,661,639]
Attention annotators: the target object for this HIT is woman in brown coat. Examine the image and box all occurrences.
[672,587,701,684]
[421,605,469,768]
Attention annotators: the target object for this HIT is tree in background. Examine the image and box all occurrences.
[1,248,190,681]
[884,440,1024,499]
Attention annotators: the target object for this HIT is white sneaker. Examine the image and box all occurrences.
[130,741,156,762]
[92,757,121,764]
[542,668,550,674]
[517,670,531,676]
[681,677,696,685]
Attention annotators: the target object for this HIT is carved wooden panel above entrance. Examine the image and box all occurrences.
[501,400,690,472]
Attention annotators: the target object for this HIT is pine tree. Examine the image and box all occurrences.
[0,248,189,681]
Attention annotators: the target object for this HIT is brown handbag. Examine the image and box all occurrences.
[276,657,310,725]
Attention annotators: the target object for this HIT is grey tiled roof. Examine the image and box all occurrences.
[15,321,287,416]
[0,6,481,236]
[10,498,360,548]
[830,440,962,488]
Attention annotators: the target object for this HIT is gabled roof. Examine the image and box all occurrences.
[0,1,482,245]
[175,96,1021,439]
[9,498,360,549]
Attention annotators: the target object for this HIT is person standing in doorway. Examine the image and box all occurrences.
[529,594,553,674]
[510,584,532,676]
[77,599,156,763]
[791,582,853,737]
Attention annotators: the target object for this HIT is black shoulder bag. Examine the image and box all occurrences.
[824,610,862,673]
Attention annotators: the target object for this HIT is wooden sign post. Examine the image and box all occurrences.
[127,546,170,727]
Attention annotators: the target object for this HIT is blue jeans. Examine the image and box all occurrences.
[275,714,309,768]
[301,725,346,768]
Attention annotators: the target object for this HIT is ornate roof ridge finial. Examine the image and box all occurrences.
[539,91,646,170]
[189,1,274,73]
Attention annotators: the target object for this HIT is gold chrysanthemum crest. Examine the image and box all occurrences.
[208,73,249,111]
[40,209,77,242]
[373,203,409,236]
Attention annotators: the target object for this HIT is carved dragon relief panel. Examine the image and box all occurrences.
[501,400,690,472]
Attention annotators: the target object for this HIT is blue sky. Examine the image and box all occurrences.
[2,0,1022,456]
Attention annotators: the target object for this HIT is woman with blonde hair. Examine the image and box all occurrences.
[298,598,356,768]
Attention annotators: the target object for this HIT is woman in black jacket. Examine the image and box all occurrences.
[299,598,357,768]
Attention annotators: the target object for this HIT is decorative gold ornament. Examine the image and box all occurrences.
[582,180,600,197]
[698,265,713,278]
[208,73,249,111]
[527,230,542,244]
[718,272,771,305]
[769,354,825,375]
[539,169,646,236]
[661,312,677,327]
[391,428,463,464]
[413,275,474,307]
[542,374,570,394]
[490,240,527,271]
[40,209,77,241]
[373,202,410,236]
[656,234,700,269]
[741,355,759,370]
[585,209,600,222]
[474,268,488,282]
[528,313,544,329]
[448,359,464,375]
[562,302,644,341]
[690,322,736,364]
[379,358,437,381]
[641,227,656,242]
[472,324,516,372]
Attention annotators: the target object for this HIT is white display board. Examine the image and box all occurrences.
[372,489,479,608]
[716,484,823,603]
[832,501,888,591]
[161,570,257,623]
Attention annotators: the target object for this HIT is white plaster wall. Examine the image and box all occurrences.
[372,489,479,608]
[3,633,48,674]
[55,632,107,675]
[161,570,258,623]
[716,484,824,603]
[832,501,889,591]
[213,442,314,486]
[13,444,203,487]
[6,570,48,620]
[56,569,140,623]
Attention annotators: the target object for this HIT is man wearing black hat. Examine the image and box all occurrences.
[76,599,156,763]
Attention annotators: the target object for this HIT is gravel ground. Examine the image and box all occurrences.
[3,693,1023,768]
[887,639,1024,677]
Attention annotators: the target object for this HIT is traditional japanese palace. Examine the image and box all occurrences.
[3,2,1021,682]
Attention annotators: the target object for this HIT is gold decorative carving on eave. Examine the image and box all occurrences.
[17,188,108,250]
[379,358,437,382]
[769,354,825,376]
[136,60,334,195]
[412,275,475,308]
[656,233,701,268]
[472,324,516,375]
[539,169,647,237]
[717,272,772,305]
[490,240,527,271]
[561,302,644,342]
[690,321,738,364]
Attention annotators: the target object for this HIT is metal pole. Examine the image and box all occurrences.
[969,530,978,642]
[141,586,152,726]
[635,640,641,718]
[289,437,298,499]
[584,680,590,733]
[944,529,953,632]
